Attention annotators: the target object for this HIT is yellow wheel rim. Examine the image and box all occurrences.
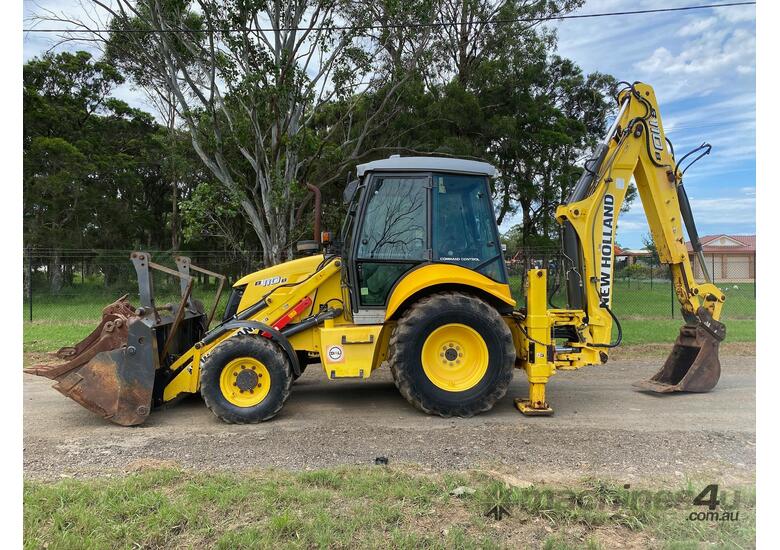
[219,357,271,407]
[421,323,489,392]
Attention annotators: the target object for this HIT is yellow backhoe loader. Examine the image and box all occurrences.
[27,82,726,425]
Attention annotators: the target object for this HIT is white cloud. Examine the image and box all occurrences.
[629,16,755,103]
[677,17,717,37]
[719,4,757,24]
[688,196,755,223]
[615,219,645,231]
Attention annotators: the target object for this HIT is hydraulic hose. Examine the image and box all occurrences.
[590,303,623,349]
[676,183,712,284]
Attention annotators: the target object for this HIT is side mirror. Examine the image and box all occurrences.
[343,179,359,205]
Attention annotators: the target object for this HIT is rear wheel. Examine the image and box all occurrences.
[200,335,292,423]
[388,292,515,417]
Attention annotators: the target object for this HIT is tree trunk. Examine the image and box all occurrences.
[521,199,532,246]
[171,178,179,250]
[50,250,62,293]
[168,104,179,251]
[23,253,30,295]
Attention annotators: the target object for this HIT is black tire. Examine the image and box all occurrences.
[200,335,293,424]
[388,292,515,417]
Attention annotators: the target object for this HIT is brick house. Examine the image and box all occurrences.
[614,245,652,268]
[685,235,755,282]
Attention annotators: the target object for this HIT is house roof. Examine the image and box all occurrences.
[614,245,650,256]
[685,234,755,254]
[356,155,496,177]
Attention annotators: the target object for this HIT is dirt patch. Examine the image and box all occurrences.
[23,352,59,367]
[125,458,183,473]
[24,353,755,486]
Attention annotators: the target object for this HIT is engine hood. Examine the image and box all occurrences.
[234,254,327,291]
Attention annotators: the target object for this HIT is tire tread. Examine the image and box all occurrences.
[200,335,292,424]
[387,292,515,417]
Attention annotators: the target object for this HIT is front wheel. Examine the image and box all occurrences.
[200,335,293,424]
[388,292,515,417]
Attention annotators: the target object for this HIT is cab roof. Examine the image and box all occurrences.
[356,155,496,178]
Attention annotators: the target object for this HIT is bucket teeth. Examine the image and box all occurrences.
[633,307,725,393]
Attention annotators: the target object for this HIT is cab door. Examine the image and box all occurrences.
[350,173,430,321]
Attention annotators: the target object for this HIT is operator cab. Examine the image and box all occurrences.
[341,155,507,322]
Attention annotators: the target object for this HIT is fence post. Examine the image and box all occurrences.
[28,253,33,322]
[650,257,654,291]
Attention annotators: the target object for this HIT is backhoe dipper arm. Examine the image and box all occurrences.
[555,82,726,351]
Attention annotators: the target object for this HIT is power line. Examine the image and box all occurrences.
[23,2,756,34]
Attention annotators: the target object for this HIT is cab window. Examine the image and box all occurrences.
[355,175,428,306]
[432,173,507,283]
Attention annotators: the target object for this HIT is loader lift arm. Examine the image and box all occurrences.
[515,81,726,415]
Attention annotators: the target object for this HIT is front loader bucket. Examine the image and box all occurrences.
[633,307,726,393]
[25,252,220,426]
[25,313,159,426]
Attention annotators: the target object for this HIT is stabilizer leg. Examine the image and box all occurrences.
[515,269,555,416]
[515,380,553,416]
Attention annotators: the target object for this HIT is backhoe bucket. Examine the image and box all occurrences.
[632,307,725,393]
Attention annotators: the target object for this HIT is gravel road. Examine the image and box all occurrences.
[24,353,755,484]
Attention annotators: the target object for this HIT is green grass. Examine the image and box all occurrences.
[507,277,755,346]
[23,467,755,549]
[509,278,756,319]
[24,321,96,353]
[618,319,755,345]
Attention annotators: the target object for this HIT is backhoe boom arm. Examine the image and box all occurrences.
[556,82,726,349]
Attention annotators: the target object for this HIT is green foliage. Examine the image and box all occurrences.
[24,50,219,291]
[23,51,167,289]
[26,1,622,262]
[642,232,661,263]
[82,0,609,264]
[618,263,656,280]
[180,181,249,249]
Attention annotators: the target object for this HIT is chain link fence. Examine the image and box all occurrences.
[506,247,756,322]
[23,247,755,351]
[23,249,265,325]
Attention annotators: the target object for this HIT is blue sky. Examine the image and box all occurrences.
[548,0,756,248]
[24,1,756,249]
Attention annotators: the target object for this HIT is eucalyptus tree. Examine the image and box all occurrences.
[40,0,438,265]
